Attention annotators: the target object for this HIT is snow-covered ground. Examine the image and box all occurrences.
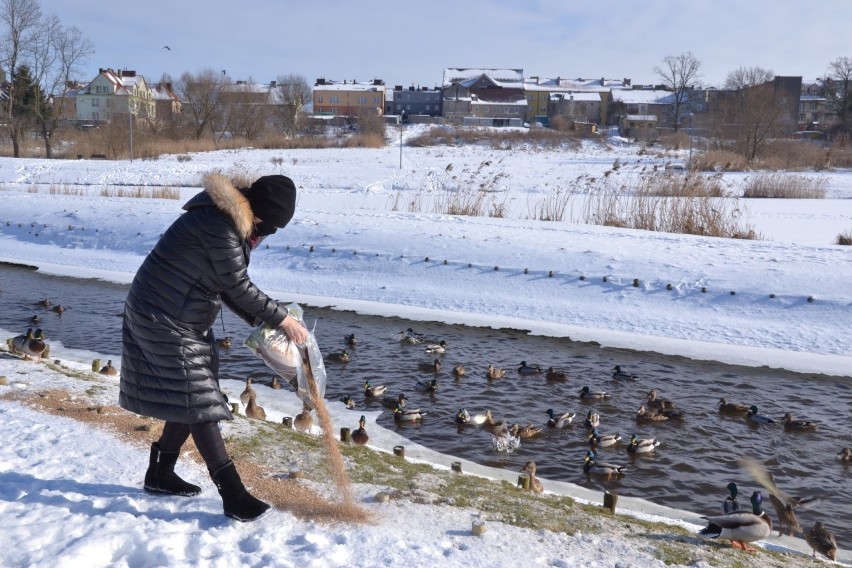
[1,130,849,566]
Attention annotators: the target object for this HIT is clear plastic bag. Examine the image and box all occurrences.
[243,303,327,409]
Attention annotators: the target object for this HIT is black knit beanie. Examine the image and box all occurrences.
[243,175,297,233]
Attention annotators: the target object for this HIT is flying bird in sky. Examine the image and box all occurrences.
[163,45,171,50]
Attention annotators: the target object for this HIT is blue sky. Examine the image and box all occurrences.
[40,0,851,88]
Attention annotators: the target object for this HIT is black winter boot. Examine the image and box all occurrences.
[211,460,271,522]
[144,443,202,497]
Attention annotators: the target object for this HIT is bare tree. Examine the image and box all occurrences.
[654,51,702,131]
[715,76,793,160]
[724,66,775,90]
[821,56,852,134]
[219,78,270,140]
[27,14,94,157]
[272,73,311,137]
[0,0,42,156]
[175,68,227,140]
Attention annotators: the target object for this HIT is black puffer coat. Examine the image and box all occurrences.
[119,173,289,423]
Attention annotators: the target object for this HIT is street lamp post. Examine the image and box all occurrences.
[688,112,694,170]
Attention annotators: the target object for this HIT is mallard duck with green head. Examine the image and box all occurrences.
[546,408,575,428]
[364,381,387,398]
[517,360,543,376]
[627,433,660,455]
[747,405,775,425]
[723,482,742,514]
[611,365,638,381]
[415,377,439,392]
[12,328,47,360]
[351,415,369,445]
[699,490,772,552]
[381,392,407,410]
[583,450,626,479]
[588,429,622,448]
[418,358,441,373]
[425,340,447,354]
[579,386,609,400]
[394,403,425,422]
[339,395,355,409]
[583,410,600,429]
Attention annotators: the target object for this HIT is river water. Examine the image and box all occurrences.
[1,262,850,542]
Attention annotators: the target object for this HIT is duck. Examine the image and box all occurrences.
[417,358,441,373]
[215,336,232,348]
[424,340,448,354]
[718,397,750,415]
[398,327,424,345]
[12,328,47,360]
[806,521,837,561]
[99,360,118,376]
[363,381,387,398]
[52,304,66,314]
[699,490,772,552]
[270,376,282,389]
[339,395,355,409]
[646,389,675,411]
[782,412,818,432]
[578,386,609,400]
[517,360,543,376]
[747,405,775,425]
[611,365,638,381]
[510,423,543,439]
[451,363,466,378]
[28,314,40,324]
[723,482,742,514]
[519,460,544,493]
[482,409,508,437]
[351,415,369,445]
[294,403,313,432]
[455,408,472,424]
[838,447,852,463]
[393,403,425,423]
[244,390,266,421]
[583,450,626,478]
[325,349,350,363]
[546,408,575,428]
[36,298,52,308]
[627,433,660,454]
[741,457,819,538]
[415,377,439,392]
[545,367,569,381]
[583,410,600,429]
[344,333,357,347]
[588,429,622,448]
[636,405,669,424]
[381,393,407,410]
[239,378,256,406]
[485,364,506,380]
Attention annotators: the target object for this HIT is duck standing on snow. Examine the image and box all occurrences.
[294,402,313,432]
[12,328,47,361]
[244,390,266,421]
[806,521,837,561]
[699,490,772,552]
[100,360,118,376]
[239,378,256,405]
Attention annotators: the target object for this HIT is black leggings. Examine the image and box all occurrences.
[158,420,230,474]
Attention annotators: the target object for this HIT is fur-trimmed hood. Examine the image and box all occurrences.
[183,173,254,239]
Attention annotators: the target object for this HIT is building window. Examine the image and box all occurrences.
[374,96,381,104]
[92,98,99,107]
[317,96,323,103]
[358,96,367,104]
[330,96,339,104]
[106,99,111,108]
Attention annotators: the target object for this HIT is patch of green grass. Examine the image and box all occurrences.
[85,385,107,396]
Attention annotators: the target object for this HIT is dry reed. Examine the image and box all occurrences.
[742,173,827,198]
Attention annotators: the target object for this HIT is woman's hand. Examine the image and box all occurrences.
[280,314,308,345]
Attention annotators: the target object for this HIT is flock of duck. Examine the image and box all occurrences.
[315,327,844,561]
[7,302,846,561]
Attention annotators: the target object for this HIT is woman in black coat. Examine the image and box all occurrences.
[120,172,306,522]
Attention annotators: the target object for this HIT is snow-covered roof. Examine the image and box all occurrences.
[442,68,524,88]
[525,77,632,92]
[549,91,602,102]
[314,80,385,92]
[624,114,658,121]
[611,89,675,104]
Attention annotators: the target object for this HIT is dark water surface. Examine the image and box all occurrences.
[2,263,850,543]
